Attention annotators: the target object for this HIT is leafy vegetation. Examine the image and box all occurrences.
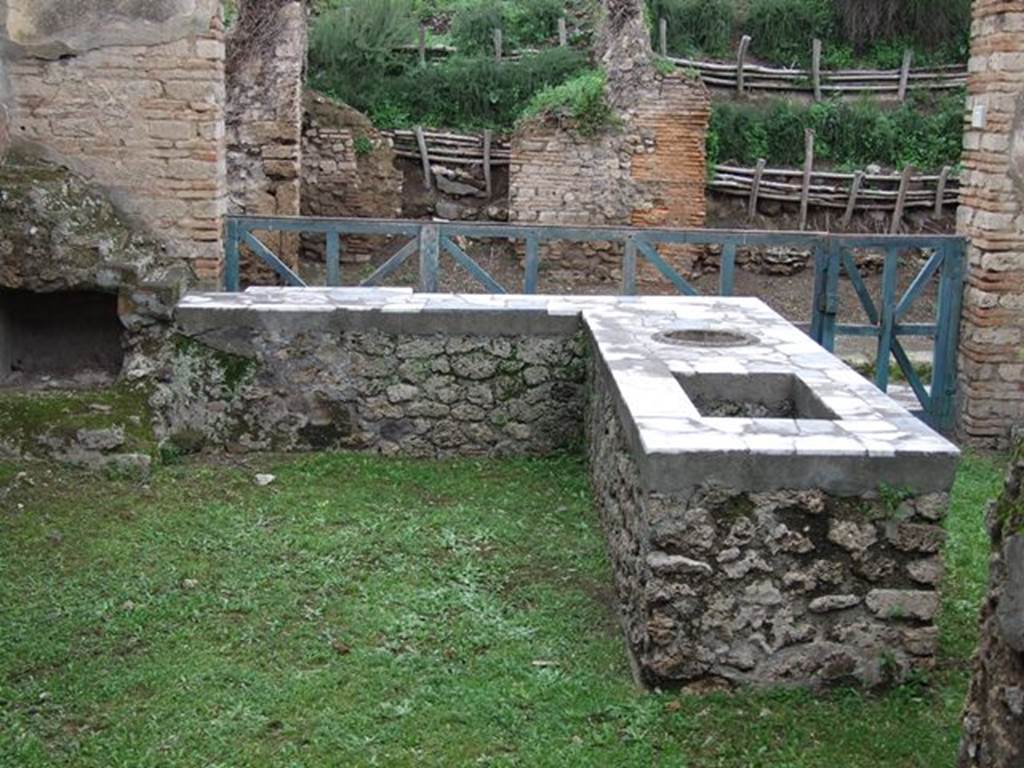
[709,91,966,171]
[309,0,417,97]
[307,0,592,131]
[746,0,837,65]
[646,0,969,68]
[312,40,589,131]
[304,0,969,136]
[647,0,736,58]
[0,450,1008,766]
[450,0,565,53]
[520,70,616,136]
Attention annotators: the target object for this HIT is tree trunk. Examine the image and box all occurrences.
[960,440,1024,767]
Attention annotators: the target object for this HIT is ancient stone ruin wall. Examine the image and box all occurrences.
[2,0,228,284]
[627,77,711,231]
[160,290,958,689]
[156,310,586,456]
[508,72,711,286]
[956,0,1024,448]
[586,356,949,688]
[226,0,307,278]
[300,91,403,269]
[0,157,190,383]
[959,435,1024,767]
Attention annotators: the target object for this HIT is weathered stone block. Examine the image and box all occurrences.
[885,522,947,553]
[865,590,940,622]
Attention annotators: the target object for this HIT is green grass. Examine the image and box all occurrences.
[0,450,1006,766]
[938,451,1005,661]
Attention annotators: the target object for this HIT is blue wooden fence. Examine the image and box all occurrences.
[224,215,965,430]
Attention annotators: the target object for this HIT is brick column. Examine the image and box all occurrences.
[957,0,1024,447]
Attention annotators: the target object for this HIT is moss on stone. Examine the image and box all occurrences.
[172,335,257,393]
[994,442,1024,535]
[0,462,17,485]
[0,383,156,456]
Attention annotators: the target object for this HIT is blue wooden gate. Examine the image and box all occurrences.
[223,216,965,430]
[807,236,965,431]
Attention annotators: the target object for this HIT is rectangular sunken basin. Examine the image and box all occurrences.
[675,372,839,421]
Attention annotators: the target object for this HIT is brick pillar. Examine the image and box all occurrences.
[957,0,1024,447]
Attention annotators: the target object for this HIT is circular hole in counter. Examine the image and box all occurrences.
[654,329,759,348]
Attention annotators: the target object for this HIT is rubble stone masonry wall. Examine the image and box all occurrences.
[587,356,949,688]
[156,321,587,457]
[2,0,227,284]
[300,91,403,268]
[957,0,1024,447]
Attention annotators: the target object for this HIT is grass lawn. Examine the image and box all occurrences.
[0,450,1006,767]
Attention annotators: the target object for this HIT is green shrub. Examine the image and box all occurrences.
[511,0,565,45]
[343,47,589,131]
[520,70,615,136]
[709,92,965,171]
[746,0,836,66]
[309,0,417,91]
[450,0,564,53]
[647,0,735,57]
[354,135,375,157]
[450,0,505,54]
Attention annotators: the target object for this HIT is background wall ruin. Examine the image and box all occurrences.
[508,5,710,287]
[225,0,307,281]
[300,91,403,271]
[1,0,228,284]
[957,0,1024,448]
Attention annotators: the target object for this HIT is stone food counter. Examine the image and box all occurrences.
[160,288,958,689]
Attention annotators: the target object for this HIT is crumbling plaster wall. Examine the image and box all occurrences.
[1,0,228,284]
[226,0,307,281]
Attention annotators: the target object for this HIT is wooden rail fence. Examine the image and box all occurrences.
[381,10,966,101]
[672,54,966,99]
[711,161,958,230]
[659,23,965,100]
[379,128,958,227]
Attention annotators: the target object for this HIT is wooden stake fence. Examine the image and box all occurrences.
[799,129,815,230]
[842,171,864,227]
[717,163,959,216]
[658,19,966,99]
[386,129,958,220]
[736,35,751,96]
[811,39,823,101]
[392,19,966,100]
